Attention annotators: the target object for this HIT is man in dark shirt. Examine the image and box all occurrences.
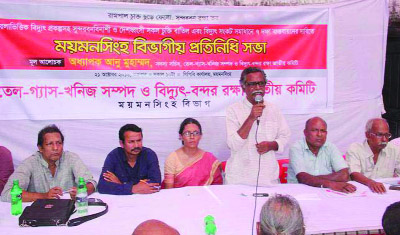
[98,124,161,195]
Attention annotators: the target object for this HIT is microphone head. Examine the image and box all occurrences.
[254,94,263,104]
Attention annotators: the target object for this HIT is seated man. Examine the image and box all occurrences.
[346,118,400,193]
[287,117,356,193]
[133,219,180,235]
[382,201,400,235]
[1,125,96,202]
[98,124,161,195]
[258,194,305,235]
[0,146,14,194]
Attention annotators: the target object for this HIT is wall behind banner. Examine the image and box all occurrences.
[0,0,388,181]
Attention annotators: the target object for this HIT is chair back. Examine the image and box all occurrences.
[220,161,227,172]
[278,159,289,184]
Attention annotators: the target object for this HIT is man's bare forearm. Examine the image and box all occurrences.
[350,172,374,185]
[22,191,46,202]
[297,172,331,188]
[87,182,95,195]
[317,168,350,182]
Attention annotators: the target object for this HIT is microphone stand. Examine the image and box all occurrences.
[251,94,263,235]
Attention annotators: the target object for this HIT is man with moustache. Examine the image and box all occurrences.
[1,125,96,202]
[287,117,356,193]
[225,67,291,186]
[346,118,400,193]
[98,124,161,195]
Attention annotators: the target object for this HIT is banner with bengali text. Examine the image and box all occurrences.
[0,1,332,120]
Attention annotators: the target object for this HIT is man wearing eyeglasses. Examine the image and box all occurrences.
[225,67,290,186]
[1,125,97,202]
[97,124,161,195]
[346,118,400,194]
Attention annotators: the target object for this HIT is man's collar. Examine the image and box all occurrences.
[364,140,378,158]
[243,97,264,108]
[120,147,141,162]
[243,97,253,108]
[302,137,327,152]
[121,149,129,162]
[38,151,62,167]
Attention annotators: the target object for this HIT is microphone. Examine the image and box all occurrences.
[254,94,263,125]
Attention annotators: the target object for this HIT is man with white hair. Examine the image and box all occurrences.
[258,194,305,235]
[346,118,400,193]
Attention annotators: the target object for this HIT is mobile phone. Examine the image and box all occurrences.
[252,193,269,197]
[389,185,400,191]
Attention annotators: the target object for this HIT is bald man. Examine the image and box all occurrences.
[133,220,180,235]
[287,117,356,193]
[346,118,400,194]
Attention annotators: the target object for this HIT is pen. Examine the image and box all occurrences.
[326,189,347,196]
[62,189,73,194]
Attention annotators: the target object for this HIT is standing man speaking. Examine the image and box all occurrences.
[225,67,291,186]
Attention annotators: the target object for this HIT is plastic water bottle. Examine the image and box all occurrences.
[204,215,216,235]
[10,179,22,216]
[76,177,88,216]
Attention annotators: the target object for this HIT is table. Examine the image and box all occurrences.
[1,181,399,235]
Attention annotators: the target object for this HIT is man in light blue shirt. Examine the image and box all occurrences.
[287,117,356,193]
[1,125,96,202]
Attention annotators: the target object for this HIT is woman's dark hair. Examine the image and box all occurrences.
[179,118,202,135]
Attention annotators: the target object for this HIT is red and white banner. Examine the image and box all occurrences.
[0,1,332,120]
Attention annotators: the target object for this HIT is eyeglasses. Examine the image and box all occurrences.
[309,129,327,134]
[245,81,266,87]
[182,131,201,137]
[369,132,392,139]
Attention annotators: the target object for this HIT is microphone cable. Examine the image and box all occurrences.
[251,119,262,235]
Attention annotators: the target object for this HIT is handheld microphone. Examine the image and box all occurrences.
[254,94,263,125]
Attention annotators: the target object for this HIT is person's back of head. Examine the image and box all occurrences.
[133,219,180,235]
[382,201,400,235]
[258,194,305,235]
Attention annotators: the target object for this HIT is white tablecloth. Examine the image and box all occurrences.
[1,181,399,235]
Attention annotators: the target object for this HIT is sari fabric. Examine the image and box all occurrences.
[164,149,223,188]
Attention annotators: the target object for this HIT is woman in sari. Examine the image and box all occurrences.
[163,118,223,188]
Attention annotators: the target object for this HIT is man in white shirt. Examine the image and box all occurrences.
[225,67,291,186]
[346,118,400,193]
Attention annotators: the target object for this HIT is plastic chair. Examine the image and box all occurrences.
[278,159,289,184]
[220,161,227,172]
